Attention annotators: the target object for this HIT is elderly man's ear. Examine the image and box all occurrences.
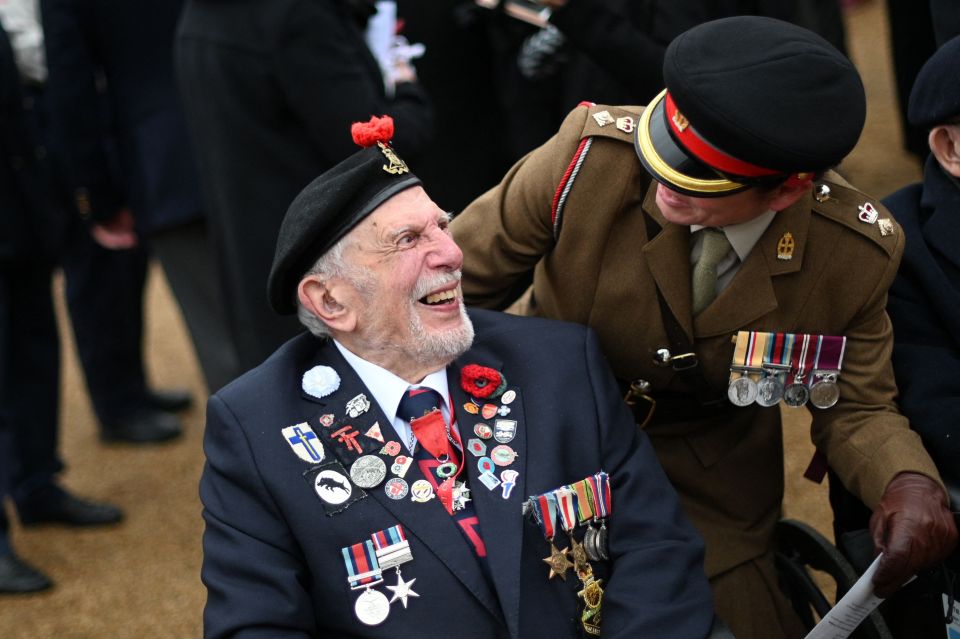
[929,125,960,178]
[298,275,358,333]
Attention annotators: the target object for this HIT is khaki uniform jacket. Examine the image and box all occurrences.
[451,103,941,577]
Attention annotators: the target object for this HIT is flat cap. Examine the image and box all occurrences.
[635,16,866,197]
[267,117,420,314]
[908,34,960,128]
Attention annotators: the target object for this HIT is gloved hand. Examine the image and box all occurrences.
[869,471,958,598]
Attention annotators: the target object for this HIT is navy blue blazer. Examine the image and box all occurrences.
[884,156,960,482]
[201,309,713,638]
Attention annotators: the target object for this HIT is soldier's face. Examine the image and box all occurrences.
[339,187,474,373]
[655,182,774,227]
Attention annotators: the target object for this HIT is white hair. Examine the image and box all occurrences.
[295,237,352,338]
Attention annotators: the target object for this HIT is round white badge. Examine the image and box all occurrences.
[313,469,353,505]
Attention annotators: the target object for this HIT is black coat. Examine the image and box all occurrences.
[0,26,63,263]
[201,309,714,638]
[883,155,960,482]
[174,0,434,369]
[40,0,203,233]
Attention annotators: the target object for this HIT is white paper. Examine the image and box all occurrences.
[804,554,888,639]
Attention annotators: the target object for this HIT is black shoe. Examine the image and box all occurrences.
[0,553,52,593]
[17,487,123,527]
[100,408,183,444]
[143,388,193,413]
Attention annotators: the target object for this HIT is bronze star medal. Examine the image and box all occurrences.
[569,536,592,577]
[542,542,573,580]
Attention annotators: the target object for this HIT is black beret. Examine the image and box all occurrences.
[267,142,420,314]
[908,34,960,128]
[635,16,866,197]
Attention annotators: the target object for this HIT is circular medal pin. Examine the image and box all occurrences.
[501,390,516,405]
[809,378,840,409]
[474,423,493,440]
[755,375,783,407]
[384,477,409,500]
[349,455,387,489]
[410,479,435,503]
[354,588,390,626]
[727,376,758,406]
[782,382,810,408]
[490,445,517,467]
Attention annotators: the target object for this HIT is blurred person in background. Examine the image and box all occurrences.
[39,0,240,445]
[0,21,121,595]
[174,0,434,372]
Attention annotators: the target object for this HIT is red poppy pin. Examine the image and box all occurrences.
[461,364,508,399]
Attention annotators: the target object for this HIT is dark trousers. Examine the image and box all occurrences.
[0,261,64,551]
[61,222,149,424]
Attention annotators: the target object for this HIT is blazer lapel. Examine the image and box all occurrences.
[298,343,504,624]
[449,353,526,639]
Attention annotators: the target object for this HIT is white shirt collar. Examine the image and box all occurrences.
[333,340,450,450]
[690,209,777,262]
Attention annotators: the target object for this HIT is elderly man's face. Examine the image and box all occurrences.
[336,186,474,378]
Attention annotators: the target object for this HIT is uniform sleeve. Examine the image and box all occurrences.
[271,0,433,166]
[809,229,943,509]
[201,395,315,639]
[582,327,714,638]
[451,104,590,310]
[887,258,960,482]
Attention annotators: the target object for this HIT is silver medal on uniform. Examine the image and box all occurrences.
[727,376,758,406]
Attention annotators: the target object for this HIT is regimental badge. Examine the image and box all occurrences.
[305,461,366,514]
[777,232,795,261]
[672,110,689,132]
[814,183,832,203]
[592,110,615,127]
[878,218,895,236]
[385,477,409,499]
[378,141,409,175]
[491,444,517,466]
[410,479,435,502]
[282,423,325,463]
[500,469,520,499]
[857,202,879,224]
[494,419,517,443]
[331,426,364,454]
[364,422,385,443]
[467,438,487,457]
[615,117,635,133]
[474,423,493,440]
[391,455,413,478]
[319,413,336,428]
[346,394,371,418]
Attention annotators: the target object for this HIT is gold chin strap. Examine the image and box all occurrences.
[636,90,744,196]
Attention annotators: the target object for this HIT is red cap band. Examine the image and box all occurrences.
[665,92,781,179]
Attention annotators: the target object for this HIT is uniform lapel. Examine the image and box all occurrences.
[695,196,811,337]
[641,185,695,341]
[449,353,526,639]
[298,342,504,624]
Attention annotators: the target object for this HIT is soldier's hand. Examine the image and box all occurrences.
[869,471,958,598]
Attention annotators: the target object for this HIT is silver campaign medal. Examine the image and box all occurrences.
[782,382,809,408]
[727,376,758,406]
[349,455,387,489]
[809,374,840,409]
[755,374,784,407]
[354,588,391,626]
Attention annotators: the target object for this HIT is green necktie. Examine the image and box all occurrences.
[691,228,732,314]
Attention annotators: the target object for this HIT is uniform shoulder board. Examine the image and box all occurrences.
[810,170,901,258]
[579,104,643,142]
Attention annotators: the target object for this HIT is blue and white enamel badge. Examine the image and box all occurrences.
[302,365,341,399]
[282,422,325,463]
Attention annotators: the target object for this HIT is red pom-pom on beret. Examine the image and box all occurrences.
[351,115,395,148]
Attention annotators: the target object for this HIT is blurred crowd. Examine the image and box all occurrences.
[0,0,958,637]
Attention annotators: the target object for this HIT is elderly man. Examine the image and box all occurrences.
[198,121,715,638]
